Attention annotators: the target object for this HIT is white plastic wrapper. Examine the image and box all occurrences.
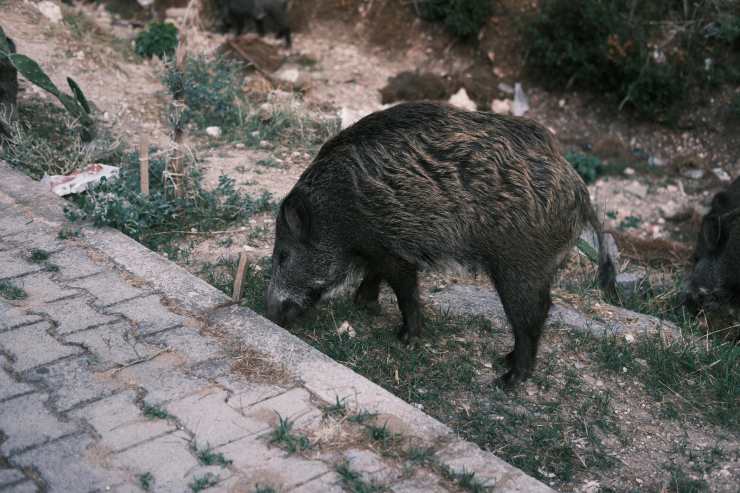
[41,164,120,197]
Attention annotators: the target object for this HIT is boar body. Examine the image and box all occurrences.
[266,102,615,386]
[686,177,740,312]
[222,0,291,47]
[0,30,17,123]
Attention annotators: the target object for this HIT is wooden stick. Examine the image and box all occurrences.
[232,250,250,303]
[139,136,149,196]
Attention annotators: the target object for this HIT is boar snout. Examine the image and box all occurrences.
[265,286,304,327]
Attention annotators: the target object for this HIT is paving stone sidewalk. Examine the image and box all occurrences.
[0,162,552,492]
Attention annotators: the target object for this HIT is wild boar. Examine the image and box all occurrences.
[265,102,616,387]
[0,28,17,124]
[685,176,740,313]
[222,0,292,48]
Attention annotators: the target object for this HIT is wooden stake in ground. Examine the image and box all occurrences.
[169,31,189,199]
[232,250,251,303]
[139,136,149,196]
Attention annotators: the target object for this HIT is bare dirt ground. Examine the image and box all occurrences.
[3,0,738,491]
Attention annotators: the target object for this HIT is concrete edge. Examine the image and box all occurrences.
[0,161,554,492]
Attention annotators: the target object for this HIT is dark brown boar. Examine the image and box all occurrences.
[0,27,17,127]
[684,177,740,315]
[222,0,292,48]
[265,102,616,387]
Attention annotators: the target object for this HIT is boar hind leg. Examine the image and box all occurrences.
[492,270,553,388]
[354,270,383,314]
[382,259,422,343]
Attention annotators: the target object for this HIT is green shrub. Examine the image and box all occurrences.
[163,55,340,148]
[566,152,602,184]
[67,149,274,250]
[524,0,740,121]
[135,22,178,59]
[418,0,491,39]
[163,55,245,133]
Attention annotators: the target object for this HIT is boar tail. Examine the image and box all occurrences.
[586,205,618,296]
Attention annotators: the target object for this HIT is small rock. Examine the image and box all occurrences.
[648,156,667,167]
[37,1,62,23]
[624,167,636,176]
[257,103,274,121]
[448,88,476,111]
[512,82,529,116]
[275,67,300,84]
[490,98,511,114]
[616,270,647,296]
[558,99,566,108]
[259,140,271,149]
[205,126,222,138]
[497,82,514,94]
[623,181,648,198]
[712,167,731,182]
[682,168,705,180]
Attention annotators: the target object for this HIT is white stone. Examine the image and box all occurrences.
[491,98,511,114]
[712,167,731,182]
[206,126,222,138]
[37,1,63,23]
[512,82,529,116]
[448,88,476,112]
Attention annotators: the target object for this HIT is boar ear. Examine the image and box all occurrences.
[282,191,311,242]
[701,215,722,251]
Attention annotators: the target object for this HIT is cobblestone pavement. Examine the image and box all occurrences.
[0,162,551,492]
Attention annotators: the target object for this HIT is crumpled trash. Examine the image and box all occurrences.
[512,82,529,116]
[41,163,120,196]
[336,321,356,338]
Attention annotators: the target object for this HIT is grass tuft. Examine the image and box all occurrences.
[189,473,219,492]
[335,461,386,493]
[137,472,154,491]
[269,413,311,454]
[192,443,232,467]
[0,280,27,300]
[142,402,171,420]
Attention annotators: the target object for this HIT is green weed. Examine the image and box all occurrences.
[0,280,27,300]
[335,461,386,493]
[193,443,232,467]
[322,395,348,418]
[269,413,311,454]
[619,215,642,230]
[28,248,50,263]
[142,402,171,420]
[189,473,219,492]
[137,472,154,491]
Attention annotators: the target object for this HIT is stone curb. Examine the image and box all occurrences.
[0,161,554,492]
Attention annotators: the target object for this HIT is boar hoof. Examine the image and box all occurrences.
[355,298,381,315]
[496,369,527,390]
[500,351,515,369]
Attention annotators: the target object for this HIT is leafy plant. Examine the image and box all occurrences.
[523,0,740,121]
[135,21,178,59]
[417,0,491,39]
[0,280,27,300]
[0,26,94,137]
[67,149,274,251]
[566,152,602,184]
[0,101,119,178]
